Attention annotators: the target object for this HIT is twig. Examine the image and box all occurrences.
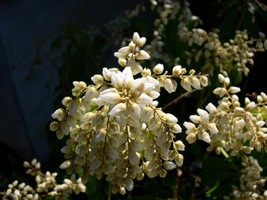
[162,88,201,110]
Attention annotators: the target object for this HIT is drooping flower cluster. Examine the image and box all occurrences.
[49,32,208,194]
[180,29,267,76]
[183,73,267,156]
[146,0,267,78]
[0,159,86,200]
[224,156,267,200]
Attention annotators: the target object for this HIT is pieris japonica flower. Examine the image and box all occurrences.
[0,159,86,200]
[184,74,267,156]
[224,157,267,200]
[49,32,208,194]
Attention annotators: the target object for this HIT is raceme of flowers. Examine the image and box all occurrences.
[146,0,267,78]
[0,159,86,200]
[180,28,267,76]
[183,73,267,157]
[49,32,208,194]
[224,156,267,200]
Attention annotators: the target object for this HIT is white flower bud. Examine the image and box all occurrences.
[246,102,256,109]
[107,148,119,160]
[183,122,196,130]
[91,74,104,85]
[172,65,182,76]
[136,50,150,60]
[202,131,211,143]
[60,160,71,169]
[205,103,217,114]
[100,90,121,104]
[200,76,208,87]
[136,37,147,47]
[141,106,154,122]
[125,178,134,191]
[166,113,178,125]
[170,124,182,133]
[190,77,201,89]
[50,121,59,131]
[62,96,72,107]
[235,119,245,129]
[208,123,218,134]
[174,140,185,151]
[229,86,240,94]
[189,115,201,123]
[197,109,209,123]
[181,77,192,91]
[153,63,164,74]
[52,108,65,121]
[218,74,225,83]
[129,151,140,165]
[213,87,227,97]
[256,121,265,127]
[175,154,184,167]
[257,95,263,103]
[118,46,130,55]
[109,103,126,116]
[133,32,140,44]
[163,78,177,93]
[118,58,127,66]
[31,158,37,166]
[224,77,230,86]
[163,161,176,170]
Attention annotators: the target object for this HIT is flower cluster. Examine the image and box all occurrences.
[146,0,267,78]
[146,0,196,65]
[224,156,267,200]
[183,73,267,156]
[49,32,208,194]
[180,28,267,76]
[0,159,86,200]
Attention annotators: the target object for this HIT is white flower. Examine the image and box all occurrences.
[99,89,122,104]
[202,131,211,143]
[109,103,127,116]
[205,103,217,114]
[52,109,65,121]
[197,108,209,124]
[174,140,185,151]
[136,93,153,106]
[189,115,201,123]
[132,32,147,47]
[229,86,241,94]
[153,64,164,74]
[190,77,201,89]
[213,87,227,97]
[91,75,104,85]
[181,77,192,91]
[208,123,218,134]
[200,76,208,87]
[170,124,182,133]
[163,161,176,170]
[163,78,177,93]
[136,50,150,60]
[183,122,196,130]
[172,65,182,76]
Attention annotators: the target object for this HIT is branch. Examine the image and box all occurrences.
[162,88,201,110]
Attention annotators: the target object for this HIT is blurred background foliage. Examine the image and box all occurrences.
[1,0,267,199]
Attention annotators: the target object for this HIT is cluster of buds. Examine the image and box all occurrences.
[0,159,86,200]
[180,28,267,76]
[224,156,267,200]
[183,73,267,156]
[146,0,195,65]
[49,32,208,194]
